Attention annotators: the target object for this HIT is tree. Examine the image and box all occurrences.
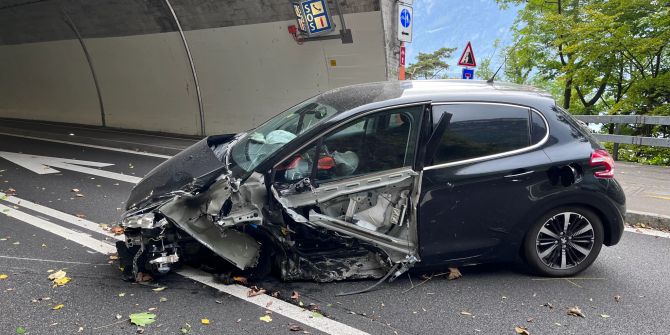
[497,0,669,165]
[406,47,457,79]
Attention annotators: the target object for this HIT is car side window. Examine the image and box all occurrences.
[431,104,530,164]
[274,106,423,185]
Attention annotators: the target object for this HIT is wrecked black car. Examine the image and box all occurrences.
[117,80,626,284]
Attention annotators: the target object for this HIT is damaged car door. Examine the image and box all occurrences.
[271,105,426,271]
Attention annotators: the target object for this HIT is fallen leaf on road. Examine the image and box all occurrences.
[447,267,462,280]
[135,272,152,282]
[75,193,84,197]
[109,255,119,260]
[15,327,26,334]
[12,241,19,245]
[247,286,266,297]
[460,311,473,316]
[0,274,8,280]
[291,291,300,301]
[116,314,122,320]
[111,226,124,235]
[159,297,167,302]
[289,324,304,331]
[71,188,80,192]
[152,287,166,292]
[76,214,86,218]
[129,312,156,327]
[180,323,191,333]
[52,304,64,310]
[600,314,610,318]
[567,306,585,318]
[515,326,530,335]
[311,311,323,318]
[542,302,554,309]
[118,293,126,297]
[259,315,272,323]
[614,295,621,303]
[53,277,71,286]
[48,270,66,281]
[201,319,210,325]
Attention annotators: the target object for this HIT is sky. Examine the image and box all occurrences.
[406,0,522,79]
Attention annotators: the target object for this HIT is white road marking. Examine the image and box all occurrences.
[624,227,670,239]
[0,203,117,254]
[0,131,172,159]
[0,151,141,183]
[179,267,370,335]
[0,255,111,266]
[0,192,123,241]
[0,194,370,335]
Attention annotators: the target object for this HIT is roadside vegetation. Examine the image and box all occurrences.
[410,1,670,165]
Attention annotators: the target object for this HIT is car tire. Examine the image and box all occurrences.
[523,206,604,277]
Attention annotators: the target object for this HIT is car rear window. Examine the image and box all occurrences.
[432,104,531,164]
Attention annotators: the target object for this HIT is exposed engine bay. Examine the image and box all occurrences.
[117,136,420,284]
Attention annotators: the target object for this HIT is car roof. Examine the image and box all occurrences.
[315,80,556,121]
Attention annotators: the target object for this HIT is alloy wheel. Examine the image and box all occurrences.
[535,212,595,270]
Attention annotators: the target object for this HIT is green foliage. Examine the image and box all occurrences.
[497,0,670,165]
[407,47,457,79]
[129,312,157,327]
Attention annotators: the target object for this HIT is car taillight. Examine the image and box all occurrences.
[589,149,614,179]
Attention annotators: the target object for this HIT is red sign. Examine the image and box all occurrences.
[457,41,477,67]
[400,46,406,66]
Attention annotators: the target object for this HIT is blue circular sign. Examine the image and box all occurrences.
[400,9,411,28]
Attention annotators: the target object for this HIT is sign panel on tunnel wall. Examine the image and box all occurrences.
[292,0,336,37]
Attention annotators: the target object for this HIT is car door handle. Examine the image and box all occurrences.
[504,170,534,178]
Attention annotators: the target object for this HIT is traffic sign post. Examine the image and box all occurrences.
[462,68,474,80]
[397,3,413,42]
[457,41,477,67]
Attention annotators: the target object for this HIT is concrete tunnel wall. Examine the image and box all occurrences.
[0,0,399,135]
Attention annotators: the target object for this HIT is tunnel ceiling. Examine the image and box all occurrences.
[0,0,380,45]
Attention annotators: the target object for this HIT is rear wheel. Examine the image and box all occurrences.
[523,207,603,277]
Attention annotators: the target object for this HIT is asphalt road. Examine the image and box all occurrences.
[1,132,670,335]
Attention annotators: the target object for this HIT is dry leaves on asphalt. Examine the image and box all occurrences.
[0,274,8,280]
[152,287,166,292]
[201,319,210,325]
[567,306,585,318]
[515,326,531,334]
[447,267,462,280]
[47,270,71,287]
[111,226,124,235]
[52,304,64,310]
[288,323,304,332]
[259,315,273,323]
[460,310,473,317]
[290,291,300,301]
[247,286,266,297]
[614,295,622,303]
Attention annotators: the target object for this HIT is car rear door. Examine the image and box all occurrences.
[418,102,552,265]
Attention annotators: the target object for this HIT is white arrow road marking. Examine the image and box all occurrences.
[0,151,141,183]
[0,203,117,254]
[0,194,371,335]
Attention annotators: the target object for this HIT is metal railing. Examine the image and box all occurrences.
[573,115,670,159]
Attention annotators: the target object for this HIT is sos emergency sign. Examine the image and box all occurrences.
[292,0,336,37]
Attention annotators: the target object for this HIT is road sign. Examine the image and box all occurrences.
[0,151,141,183]
[400,45,406,66]
[397,3,413,42]
[457,41,477,67]
[292,0,335,37]
[462,68,474,80]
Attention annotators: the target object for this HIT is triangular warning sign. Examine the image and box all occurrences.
[457,41,477,67]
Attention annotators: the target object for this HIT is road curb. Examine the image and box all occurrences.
[626,210,670,230]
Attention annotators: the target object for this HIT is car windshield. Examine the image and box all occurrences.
[230,96,339,172]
